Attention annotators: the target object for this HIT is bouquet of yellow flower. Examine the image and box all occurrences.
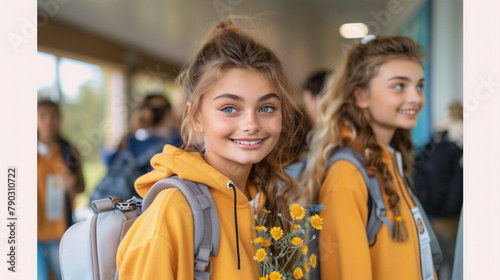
[252,203,324,280]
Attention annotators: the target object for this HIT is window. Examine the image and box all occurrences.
[37,51,125,214]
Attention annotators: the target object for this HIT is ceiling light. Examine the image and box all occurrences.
[339,23,369,39]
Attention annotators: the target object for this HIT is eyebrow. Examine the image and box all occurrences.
[213,93,242,101]
[258,93,280,102]
[213,92,280,102]
[388,76,425,83]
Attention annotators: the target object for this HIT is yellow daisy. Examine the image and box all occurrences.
[254,237,264,244]
[292,224,298,231]
[300,245,308,255]
[253,248,267,262]
[259,275,269,280]
[289,203,306,220]
[269,271,283,280]
[310,214,323,230]
[293,267,304,279]
[270,227,284,241]
[304,261,310,273]
[310,253,317,268]
[261,238,271,247]
[291,237,304,246]
[255,226,266,231]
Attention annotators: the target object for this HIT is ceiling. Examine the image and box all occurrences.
[38,0,424,92]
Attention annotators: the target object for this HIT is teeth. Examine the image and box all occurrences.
[398,109,417,115]
[233,139,263,145]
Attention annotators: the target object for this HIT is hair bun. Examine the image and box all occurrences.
[215,19,236,31]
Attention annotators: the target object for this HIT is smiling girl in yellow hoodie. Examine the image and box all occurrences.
[116,19,306,279]
[301,36,438,280]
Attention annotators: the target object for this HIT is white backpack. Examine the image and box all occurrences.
[59,176,220,280]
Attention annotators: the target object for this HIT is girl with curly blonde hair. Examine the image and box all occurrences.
[302,35,438,280]
[117,18,306,279]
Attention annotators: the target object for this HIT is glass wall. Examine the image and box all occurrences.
[37,51,125,218]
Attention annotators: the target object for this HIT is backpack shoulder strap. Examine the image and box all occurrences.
[142,176,220,280]
[285,157,307,180]
[327,147,394,243]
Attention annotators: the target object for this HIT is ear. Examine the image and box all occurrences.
[187,102,204,134]
[354,87,369,109]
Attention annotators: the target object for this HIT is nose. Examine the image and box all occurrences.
[241,111,260,134]
[407,87,424,106]
[40,115,53,128]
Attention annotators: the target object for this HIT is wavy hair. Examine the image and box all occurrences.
[177,18,307,232]
[302,36,425,242]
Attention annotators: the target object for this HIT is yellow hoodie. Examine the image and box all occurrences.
[116,145,259,279]
[318,132,438,280]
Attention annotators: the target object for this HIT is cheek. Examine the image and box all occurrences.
[420,95,426,108]
[37,117,44,127]
[52,117,61,127]
[373,94,402,112]
[211,117,233,132]
[268,116,282,138]
[201,115,233,137]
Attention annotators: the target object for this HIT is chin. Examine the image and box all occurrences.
[234,155,266,166]
[400,124,417,130]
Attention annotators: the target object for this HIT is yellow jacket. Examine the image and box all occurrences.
[318,142,438,280]
[117,145,259,279]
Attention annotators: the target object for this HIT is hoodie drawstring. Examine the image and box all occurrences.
[227,181,241,269]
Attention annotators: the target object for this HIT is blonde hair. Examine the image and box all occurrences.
[177,19,307,231]
[302,36,425,242]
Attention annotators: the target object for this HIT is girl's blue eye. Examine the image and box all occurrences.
[417,84,424,91]
[394,84,404,90]
[260,106,275,113]
[222,107,237,113]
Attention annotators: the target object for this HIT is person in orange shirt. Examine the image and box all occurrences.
[301,35,438,280]
[116,18,306,279]
[37,100,85,280]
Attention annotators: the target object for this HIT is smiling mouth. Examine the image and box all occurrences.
[231,139,264,145]
[397,109,418,115]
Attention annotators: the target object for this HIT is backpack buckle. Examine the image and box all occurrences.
[375,207,386,218]
[126,196,143,208]
[114,201,137,211]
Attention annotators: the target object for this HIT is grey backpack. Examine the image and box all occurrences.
[59,176,220,280]
[287,147,443,280]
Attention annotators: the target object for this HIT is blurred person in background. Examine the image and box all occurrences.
[91,93,182,201]
[413,101,463,280]
[112,93,182,173]
[285,70,332,175]
[37,100,85,280]
[302,69,332,125]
